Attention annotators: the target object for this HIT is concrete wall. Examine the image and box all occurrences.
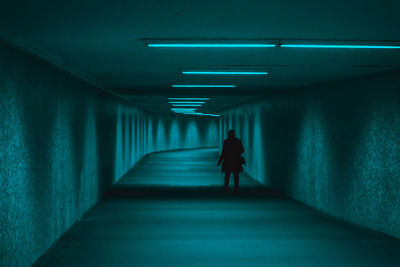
[221,70,400,239]
[0,43,219,267]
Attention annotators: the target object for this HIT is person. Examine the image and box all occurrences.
[217,130,245,192]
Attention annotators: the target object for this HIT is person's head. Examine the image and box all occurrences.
[228,129,235,139]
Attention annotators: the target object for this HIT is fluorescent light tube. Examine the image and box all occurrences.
[281,44,400,49]
[171,104,202,107]
[182,71,268,75]
[172,85,235,88]
[171,108,197,111]
[148,44,276,48]
[171,108,197,110]
[183,113,220,117]
[168,98,210,100]
[169,101,206,104]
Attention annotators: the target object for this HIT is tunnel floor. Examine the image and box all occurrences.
[34,148,400,266]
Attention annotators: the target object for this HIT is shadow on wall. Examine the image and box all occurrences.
[260,100,304,192]
[222,101,304,190]
[220,69,400,239]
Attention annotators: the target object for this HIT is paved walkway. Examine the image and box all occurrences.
[34,148,400,266]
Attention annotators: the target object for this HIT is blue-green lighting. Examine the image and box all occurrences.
[148,42,400,49]
[201,114,220,117]
[169,101,206,104]
[148,44,276,48]
[172,85,236,88]
[183,112,220,117]
[171,108,197,110]
[171,104,202,107]
[168,98,210,100]
[171,108,197,113]
[182,71,268,75]
[281,44,400,49]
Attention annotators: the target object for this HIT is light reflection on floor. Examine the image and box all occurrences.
[34,149,400,267]
[116,148,259,187]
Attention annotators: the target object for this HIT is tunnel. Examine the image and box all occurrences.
[1,1,400,266]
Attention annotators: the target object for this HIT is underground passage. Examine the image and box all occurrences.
[1,1,400,266]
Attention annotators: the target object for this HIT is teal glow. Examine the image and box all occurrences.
[168,98,210,100]
[171,108,197,113]
[182,71,268,75]
[281,44,400,49]
[202,114,220,117]
[183,112,204,115]
[171,104,202,107]
[169,101,206,104]
[183,112,220,117]
[147,44,276,48]
[172,85,236,88]
[171,108,197,110]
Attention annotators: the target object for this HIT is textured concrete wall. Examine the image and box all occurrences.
[0,43,219,267]
[221,70,400,239]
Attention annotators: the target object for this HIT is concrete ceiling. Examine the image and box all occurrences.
[1,0,400,114]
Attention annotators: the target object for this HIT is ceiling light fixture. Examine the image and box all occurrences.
[203,114,221,117]
[171,108,197,110]
[182,71,268,75]
[147,44,276,48]
[172,85,236,88]
[168,98,210,100]
[281,44,400,49]
[171,108,197,112]
[171,104,202,107]
[169,101,206,104]
[183,112,220,117]
[147,41,400,49]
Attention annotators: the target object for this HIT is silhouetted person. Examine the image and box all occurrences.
[217,130,245,192]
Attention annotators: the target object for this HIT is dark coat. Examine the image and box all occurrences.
[217,137,245,173]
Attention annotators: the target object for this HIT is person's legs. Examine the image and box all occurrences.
[233,172,239,193]
[224,171,231,192]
